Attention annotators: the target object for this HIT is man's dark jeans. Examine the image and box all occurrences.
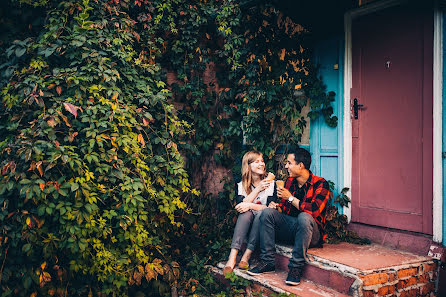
[259,208,320,269]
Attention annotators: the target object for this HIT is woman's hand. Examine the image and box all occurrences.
[256,179,272,192]
[235,202,251,213]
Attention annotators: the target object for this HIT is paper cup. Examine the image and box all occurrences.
[276,180,284,189]
[266,172,275,181]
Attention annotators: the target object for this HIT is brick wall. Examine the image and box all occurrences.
[166,68,232,197]
[360,262,438,297]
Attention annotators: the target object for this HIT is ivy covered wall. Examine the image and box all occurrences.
[0,0,344,296]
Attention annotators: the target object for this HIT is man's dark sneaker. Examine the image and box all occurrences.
[246,262,275,276]
[285,267,302,286]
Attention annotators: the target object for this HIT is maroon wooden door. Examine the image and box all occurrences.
[351,6,433,234]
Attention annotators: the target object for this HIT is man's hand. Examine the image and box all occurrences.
[277,187,292,199]
[268,201,278,209]
[235,202,251,213]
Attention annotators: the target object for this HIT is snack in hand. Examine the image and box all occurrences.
[265,172,275,181]
[275,180,284,188]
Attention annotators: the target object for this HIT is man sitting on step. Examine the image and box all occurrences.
[247,147,330,286]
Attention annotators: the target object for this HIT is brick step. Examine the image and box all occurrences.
[215,242,439,296]
[213,263,349,297]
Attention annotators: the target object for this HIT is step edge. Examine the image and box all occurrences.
[276,244,361,276]
[357,259,438,275]
[213,263,354,297]
[213,263,289,295]
[276,244,437,274]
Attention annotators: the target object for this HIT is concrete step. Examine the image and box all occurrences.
[216,242,439,296]
[213,263,349,297]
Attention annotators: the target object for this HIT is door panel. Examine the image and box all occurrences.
[351,6,433,234]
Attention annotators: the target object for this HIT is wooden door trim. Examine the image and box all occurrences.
[343,1,443,242]
[433,10,443,243]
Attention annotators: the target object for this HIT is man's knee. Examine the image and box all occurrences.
[260,208,276,222]
[297,212,314,229]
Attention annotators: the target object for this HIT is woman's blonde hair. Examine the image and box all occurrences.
[241,151,265,195]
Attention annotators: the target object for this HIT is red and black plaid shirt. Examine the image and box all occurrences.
[277,171,330,242]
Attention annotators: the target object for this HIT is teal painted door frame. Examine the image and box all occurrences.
[310,35,344,212]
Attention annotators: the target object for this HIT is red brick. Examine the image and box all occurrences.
[398,267,418,278]
[387,271,397,282]
[397,276,418,290]
[361,272,389,286]
[417,273,429,283]
[422,263,437,273]
[399,288,419,297]
[377,284,395,296]
[362,290,376,297]
[419,282,435,296]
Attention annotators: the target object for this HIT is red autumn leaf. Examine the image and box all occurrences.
[142,118,149,126]
[63,102,82,119]
[68,132,78,142]
[36,161,43,177]
[47,117,56,127]
[133,31,140,42]
[56,86,62,95]
[137,133,145,147]
[2,161,14,175]
[28,162,36,171]
[61,116,71,127]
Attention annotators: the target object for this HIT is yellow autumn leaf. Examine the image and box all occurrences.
[26,217,32,227]
[145,263,157,281]
[279,48,285,61]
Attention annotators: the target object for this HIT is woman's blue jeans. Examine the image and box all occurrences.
[230,210,262,251]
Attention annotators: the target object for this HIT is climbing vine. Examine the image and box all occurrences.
[0,0,342,296]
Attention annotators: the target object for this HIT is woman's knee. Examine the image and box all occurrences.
[237,211,254,224]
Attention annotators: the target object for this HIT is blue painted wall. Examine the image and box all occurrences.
[310,35,344,211]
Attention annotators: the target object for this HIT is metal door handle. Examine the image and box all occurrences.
[353,98,364,119]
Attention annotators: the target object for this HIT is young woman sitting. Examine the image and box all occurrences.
[224,150,276,274]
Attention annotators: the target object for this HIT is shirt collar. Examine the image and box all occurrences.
[289,170,314,187]
[306,171,314,186]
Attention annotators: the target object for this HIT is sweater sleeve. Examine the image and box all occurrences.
[235,182,245,204]
[266,183,277,206]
